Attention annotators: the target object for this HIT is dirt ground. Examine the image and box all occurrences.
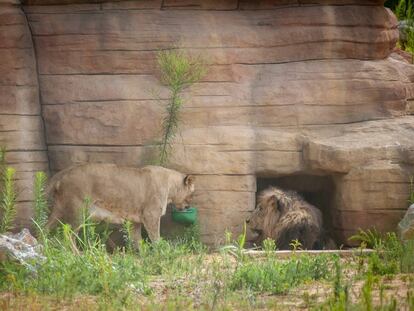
[1,254,413,311]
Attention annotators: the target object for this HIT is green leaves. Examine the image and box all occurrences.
[33,171,49,237]
[156,50,207,166]
[157,49,206,93]
[0,167,17,233]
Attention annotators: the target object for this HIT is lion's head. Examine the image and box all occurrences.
[171,175,196,210]
[247,187,292,243]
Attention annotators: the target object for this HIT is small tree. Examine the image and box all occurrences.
[156,49,207,166]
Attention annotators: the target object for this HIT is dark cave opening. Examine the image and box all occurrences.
[256,174,337,247]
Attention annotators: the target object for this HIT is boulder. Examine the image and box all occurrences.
[0,229,45,271]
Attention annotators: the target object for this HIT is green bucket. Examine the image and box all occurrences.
[171,206,198,225]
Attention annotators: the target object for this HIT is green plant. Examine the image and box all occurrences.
[400,239,414,273]
[220,223,248,262]
[361,272,374,311]
[156,49,206,165]
[32,171,49,238]
[230,254,333,294]
[78,197,101,250]
[0,167,17,233]
[395,0,412,20]
[262,238,276,256]
[121,220,134,252]
[289,239,303,251]
[349,228,383,249]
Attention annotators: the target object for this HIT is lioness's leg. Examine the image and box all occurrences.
[131,223,142,248]
[142,215,160,242]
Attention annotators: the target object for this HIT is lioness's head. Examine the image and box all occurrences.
[247,187,290,242]
[173,175,196,210]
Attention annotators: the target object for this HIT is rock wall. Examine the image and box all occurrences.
[0,0,48,228]
[1,0,413,244]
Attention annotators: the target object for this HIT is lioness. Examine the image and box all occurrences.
[46,163,195,245]
[247,187,324,250]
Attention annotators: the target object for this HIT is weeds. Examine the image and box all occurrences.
[409,176,414,205]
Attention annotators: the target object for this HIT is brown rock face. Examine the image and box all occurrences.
[0,2,49,228]
[1,1,410,245]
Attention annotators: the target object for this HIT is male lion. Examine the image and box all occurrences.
[247,187,324,250]
[46,163,195,245]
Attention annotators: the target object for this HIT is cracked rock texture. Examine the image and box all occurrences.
[1,0,413,244]
[0,0,48,228]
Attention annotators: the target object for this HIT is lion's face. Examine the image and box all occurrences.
[172,175,195,210]
[247,188,289,242]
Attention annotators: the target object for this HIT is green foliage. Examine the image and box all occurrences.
[77,197,102,251]
[348,228,383,249]
[0,240,149,302]
[156,49,207,165]
[395,0,413,20]
[121,220,134,252]
[32,171,49,238]
[136,238,206,276]
[262,238,276,256]
[386,0,402,10]
[230,254,333,294]
[289,238,303,251]
[393,0,414,60]
[400,239,414,273]
[171,222,205,253]
[0,167,17,233]
[220,223,248,262]
[333,257,347,300]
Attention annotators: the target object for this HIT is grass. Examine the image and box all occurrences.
[230,254,334,294]
[1,219,414,310]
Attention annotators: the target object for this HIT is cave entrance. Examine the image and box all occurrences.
[256,174,336,245]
